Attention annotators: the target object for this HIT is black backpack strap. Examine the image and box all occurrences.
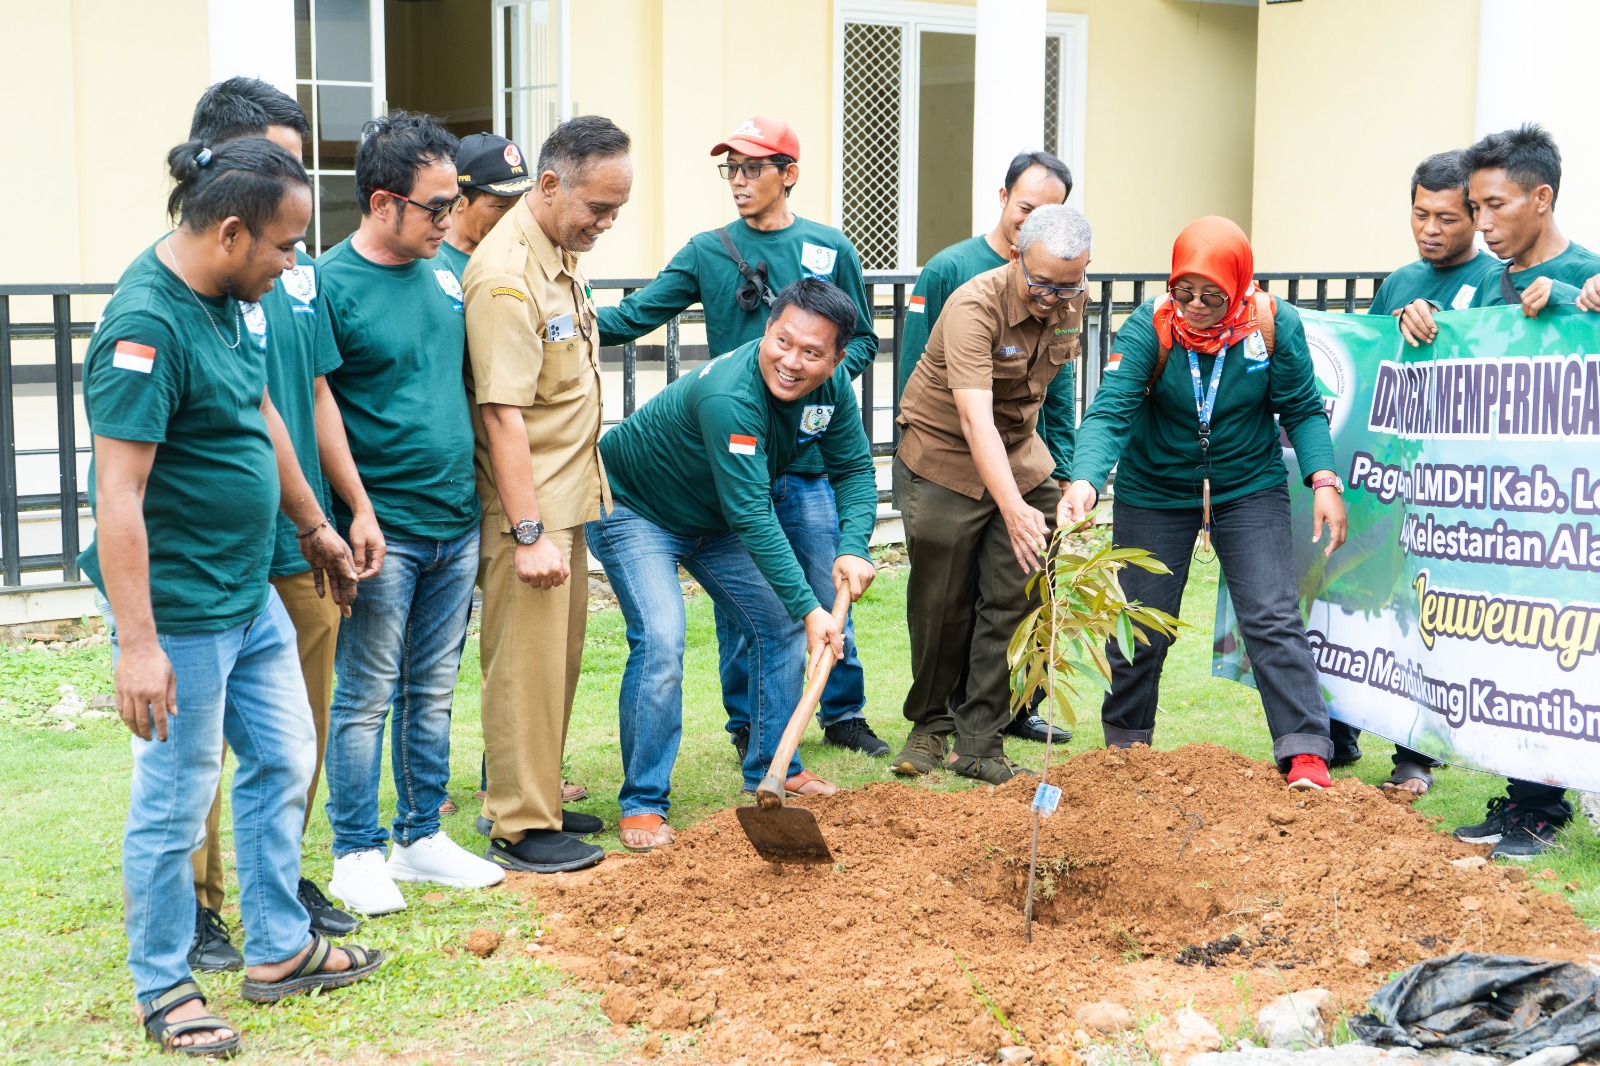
[717,224,777,309]
[1498,264,1521,306]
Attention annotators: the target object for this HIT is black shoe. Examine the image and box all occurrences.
[562,809,604,836]
[488,831,605,874]
[732,726,749,764]
[823,718,890,757]
[188,905,244,973]
[298,876,360,937]
[1004,713,1071,744]
[1329,745,1364,768]
[1489,815,1563,861]
[1454,796,1519,845]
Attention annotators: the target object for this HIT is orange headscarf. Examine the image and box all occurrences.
[1152,216,1260,356]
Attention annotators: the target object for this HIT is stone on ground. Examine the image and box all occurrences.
[1145,1007,1224,1066]
[1075,1001,1135,1034]
[1255,989,1335,1049]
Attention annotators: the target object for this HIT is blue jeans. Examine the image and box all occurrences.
[586,503,805,814]
[325,528,478,856]
[717,473,865,733]
[106,591,315,1002]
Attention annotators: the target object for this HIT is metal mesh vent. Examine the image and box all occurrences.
[1043,35,1061,158]
[842,22,903,270]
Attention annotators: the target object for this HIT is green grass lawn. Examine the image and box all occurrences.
[1,558,1595,1063]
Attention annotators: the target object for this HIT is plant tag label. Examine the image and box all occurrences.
[1031,782,1062,817]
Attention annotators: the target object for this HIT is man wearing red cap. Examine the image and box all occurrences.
[599,116,888,768]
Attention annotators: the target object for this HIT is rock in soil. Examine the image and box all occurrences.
[464,928,501,958]
[1255,989,1335,1049]
[1146,1007,1224,1066]
[528,744,1594,1065]
[1074,1001,1134,1034]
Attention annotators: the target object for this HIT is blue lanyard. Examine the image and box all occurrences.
[1186,346,1225,435]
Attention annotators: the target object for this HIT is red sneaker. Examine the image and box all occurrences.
[1286,754,1331,791]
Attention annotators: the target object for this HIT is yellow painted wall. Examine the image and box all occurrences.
[1249,0,1480,272]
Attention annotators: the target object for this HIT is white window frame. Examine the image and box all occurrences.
[834,1,1088,270]
[490,0,571,143]
[296,0,387,254]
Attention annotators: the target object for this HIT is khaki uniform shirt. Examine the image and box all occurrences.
[896,263,1085,500]
[463,204,608,532]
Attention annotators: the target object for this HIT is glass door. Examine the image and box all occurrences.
[491,0,568,152]
[294,0,386,254]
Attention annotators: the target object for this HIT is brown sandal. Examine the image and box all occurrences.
[561,780,588,803]
[618,814,675,853]
[784,770,838,798]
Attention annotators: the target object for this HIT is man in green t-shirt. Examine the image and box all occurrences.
[1329,149,1498,792]
[437,131,534,277]
[597,116,888,760]
[1398,125,1594,860]
[587,279,879,851]
[177,76,372,975]
[897,150,1076,746]
[320,113,505,915]
[83,136,379,1054]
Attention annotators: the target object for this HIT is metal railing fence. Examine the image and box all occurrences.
[0,270,1386,588]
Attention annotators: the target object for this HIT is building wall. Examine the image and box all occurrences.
[1250,0,1481,272]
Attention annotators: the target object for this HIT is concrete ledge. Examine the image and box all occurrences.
[0,583,98,628]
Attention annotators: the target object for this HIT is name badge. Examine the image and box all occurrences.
[546,313,577,342]
[996,345,1025,359]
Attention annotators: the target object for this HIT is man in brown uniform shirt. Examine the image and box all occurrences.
[891,205,1092,784]
[463,116,633,873]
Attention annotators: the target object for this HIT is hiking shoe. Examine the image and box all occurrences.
[1004,713,1072,744]
[732,726,749,764]
[823,718,890,757]
[1329,744,1363,768]
[188,904,244,972]
[950,754,1035,785]
[488,831,605,874]
[298,876,360,937]
[891,731,950,775]
[1488,815,1562,861]
[1286,754,1331,790]
[388,831,504,889]
[330,849,407,916]
[1454,796,1518,845]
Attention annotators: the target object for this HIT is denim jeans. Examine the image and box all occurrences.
[325,528,478,856]
[715,473,866,733]
[105,591,315,1002]
[1100,484,1333,767]
[586,503,806,814]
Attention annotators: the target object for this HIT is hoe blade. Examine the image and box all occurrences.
[735,804,834,865]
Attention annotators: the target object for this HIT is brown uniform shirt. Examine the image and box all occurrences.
[896,263,1085,499]
[463,204,609,532]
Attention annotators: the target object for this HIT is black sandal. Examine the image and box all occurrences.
[239,931,383,1004]
[142,980,240,1058]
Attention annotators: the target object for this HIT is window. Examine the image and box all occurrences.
[294,0,386,255]
[492,0,569,151]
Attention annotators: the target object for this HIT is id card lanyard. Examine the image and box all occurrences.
[1186,346,1224,555]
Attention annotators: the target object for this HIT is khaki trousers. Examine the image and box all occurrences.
[191,570,340,911]
[477,521,587,842]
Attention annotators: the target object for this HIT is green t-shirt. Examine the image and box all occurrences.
[1071,299,1337,510]
[436,239,471,279]
[78,241,280,633]
[596,216,879,475]
[1467,240,1600,308]
[598,340,877,620]
[1368,250,1500,316]
[319,238,480,541]
[263,252,342,577]
[898,234,1076,477]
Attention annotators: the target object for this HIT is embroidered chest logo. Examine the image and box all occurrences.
[800,242,837,279]
[995,344,1025,359]
[435,269,465,311]
[241,301,268,351]
[1242,330,1269,363]
[798,404,835,443]
[280,265,317,311]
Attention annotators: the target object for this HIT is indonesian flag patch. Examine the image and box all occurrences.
[728,433,757,456]
[1106,352,1123,372]
[908,295,926,314]
[113,340,156,374]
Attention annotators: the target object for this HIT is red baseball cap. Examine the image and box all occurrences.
[710,116,800,161]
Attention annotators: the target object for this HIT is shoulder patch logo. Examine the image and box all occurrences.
[728,433,758,456]
[490,286,526,301]
[280,264,316,305]
[435,269,465,311]
[800,242,838,279]
[908,294,926,314]
[241,301,268,351]
[112,340,156,374]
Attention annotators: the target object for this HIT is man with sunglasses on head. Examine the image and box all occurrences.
[318,112,505,915]
[598,116,888,766]
[891,205,1091,784]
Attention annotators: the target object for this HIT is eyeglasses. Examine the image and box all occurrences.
[1019,252,1086,302]
[1168,284,1228,309]
[378,189,463,226]
[718,161,787,181]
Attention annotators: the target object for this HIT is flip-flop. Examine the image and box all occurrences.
[142,980,240,1058]
[1381,761,1435,794]
[783,770,838,798]
[618,814,674,853]
[239,932,383,1004]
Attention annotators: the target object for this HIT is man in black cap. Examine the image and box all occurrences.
[438,132,535,277]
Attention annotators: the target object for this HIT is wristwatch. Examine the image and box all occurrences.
[1311,475,1345,494]
[512,519,544,545]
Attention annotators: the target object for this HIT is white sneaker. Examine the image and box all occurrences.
[387,831,506,888]
[329,849,408,916]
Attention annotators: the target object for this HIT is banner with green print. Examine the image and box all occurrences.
[1213,304,1600,791]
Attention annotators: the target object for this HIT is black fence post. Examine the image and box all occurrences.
[0,294,18,586]
[51,293,80,581]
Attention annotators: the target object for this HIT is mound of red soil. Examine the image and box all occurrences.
[526,744,1594,1064]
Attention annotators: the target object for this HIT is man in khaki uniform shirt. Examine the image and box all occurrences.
[463,115,634,874]
[891,205,1092,785]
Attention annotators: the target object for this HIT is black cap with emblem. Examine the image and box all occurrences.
[454,132,535,195]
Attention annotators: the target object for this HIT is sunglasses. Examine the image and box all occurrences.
[378,189,463,225]
[1168,284,1228,309]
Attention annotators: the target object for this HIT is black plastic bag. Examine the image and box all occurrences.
[1350,953,1600,1057]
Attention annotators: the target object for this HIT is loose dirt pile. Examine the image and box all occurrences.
[521,744,1594,1064]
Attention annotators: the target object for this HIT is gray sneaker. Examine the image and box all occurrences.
[949,754,1035,785]
[891,731,950,776]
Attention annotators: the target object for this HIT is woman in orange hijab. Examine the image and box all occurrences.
[1060,217,1347,788]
